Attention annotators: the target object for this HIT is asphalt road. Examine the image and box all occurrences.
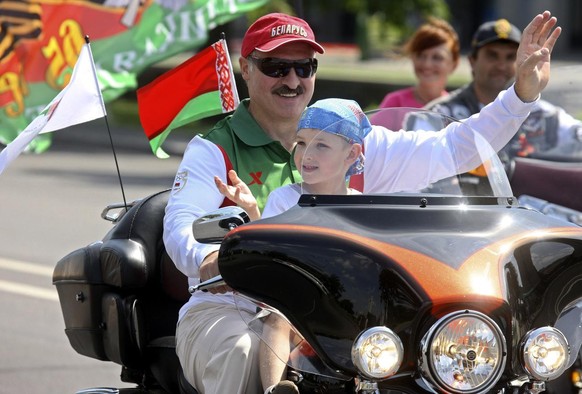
[0,119,189,393]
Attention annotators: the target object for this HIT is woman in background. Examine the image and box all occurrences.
[379,17,460,109]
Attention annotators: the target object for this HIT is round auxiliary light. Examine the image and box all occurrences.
[521,326,569,381]
[351,326,404,380]
[420,310,506,394]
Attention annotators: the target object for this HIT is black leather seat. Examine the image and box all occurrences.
[54,189,199,393]
[100,189,198,394]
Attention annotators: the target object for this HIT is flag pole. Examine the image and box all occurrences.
[220,32,240,105]
[85,35,128,213]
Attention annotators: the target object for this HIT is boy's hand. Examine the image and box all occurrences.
[214,170,261,221]
[514,10,561,103]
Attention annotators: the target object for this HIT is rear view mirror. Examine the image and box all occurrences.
[192,206,250,243]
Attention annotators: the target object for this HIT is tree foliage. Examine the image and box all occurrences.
[247,0,451,59]
[324,0,450,35]
[343,0,450,22]
[250,0,450,30]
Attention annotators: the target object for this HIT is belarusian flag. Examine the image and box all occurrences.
[0,42,106,175]
[137,39,239,158]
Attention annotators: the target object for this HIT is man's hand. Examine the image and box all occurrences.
[214,170,261,221]
[199,251,231,294]
[514,10,561,102]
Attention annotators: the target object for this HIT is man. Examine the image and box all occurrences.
[163,11,561,394]
[424,18,582,160]
[165,13,323,394]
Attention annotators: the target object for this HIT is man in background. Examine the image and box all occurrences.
[425,18,581,161]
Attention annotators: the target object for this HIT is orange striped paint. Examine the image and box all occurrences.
[230,224,582,307]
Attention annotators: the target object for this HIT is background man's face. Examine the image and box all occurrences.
[470,42,519,95]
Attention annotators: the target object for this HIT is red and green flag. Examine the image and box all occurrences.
[137,38,239,158]
[0,0,267,153]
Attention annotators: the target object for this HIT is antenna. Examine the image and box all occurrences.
[85,35,129,213]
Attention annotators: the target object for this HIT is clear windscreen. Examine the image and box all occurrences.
[233,293,351,380]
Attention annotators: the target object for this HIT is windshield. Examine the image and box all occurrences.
[234,293,353,380]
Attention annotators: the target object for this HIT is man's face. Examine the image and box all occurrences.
[470,42,518,95]
[240,42,316,124]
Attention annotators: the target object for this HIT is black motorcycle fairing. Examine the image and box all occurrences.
[554,299,582,368]
[219,195,582,383]
[255,193,575,271]
[502,239,582,375]
[223,226,427,376]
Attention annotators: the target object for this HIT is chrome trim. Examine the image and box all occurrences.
[351,326,404,380]
[520,326,569,380]
[76,389,120,394]
[419,309,507,394]
[189,275,225,293]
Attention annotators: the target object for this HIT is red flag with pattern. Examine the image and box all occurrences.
[137,39,239,158]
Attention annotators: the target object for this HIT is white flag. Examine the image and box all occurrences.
[0,42,106,175]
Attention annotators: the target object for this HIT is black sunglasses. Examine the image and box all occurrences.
[248,57,318,79]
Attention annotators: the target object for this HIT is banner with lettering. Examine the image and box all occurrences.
[0,0,267,152]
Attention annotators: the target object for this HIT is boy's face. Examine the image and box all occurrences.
[294,128,359,193]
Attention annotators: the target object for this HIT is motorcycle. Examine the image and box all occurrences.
[52,106,582,393]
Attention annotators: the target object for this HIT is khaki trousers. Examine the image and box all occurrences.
[176,302,262,394]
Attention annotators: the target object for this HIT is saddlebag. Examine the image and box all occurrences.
[52,189,189,392]
[53,242,109,360]
[52,238,148,368]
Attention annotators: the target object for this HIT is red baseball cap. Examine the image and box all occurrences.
[241,13,325,57]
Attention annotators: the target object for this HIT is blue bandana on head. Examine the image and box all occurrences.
[297,98,372,176]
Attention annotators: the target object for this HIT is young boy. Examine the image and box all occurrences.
[214,98,371,394]
[215,98,371,220]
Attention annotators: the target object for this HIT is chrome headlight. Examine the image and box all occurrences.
[420,310,506,393]
[520,326,569,381]
[351,326,403,380]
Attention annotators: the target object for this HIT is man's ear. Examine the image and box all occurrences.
[240,57,251,81]
[468,53,477,69]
